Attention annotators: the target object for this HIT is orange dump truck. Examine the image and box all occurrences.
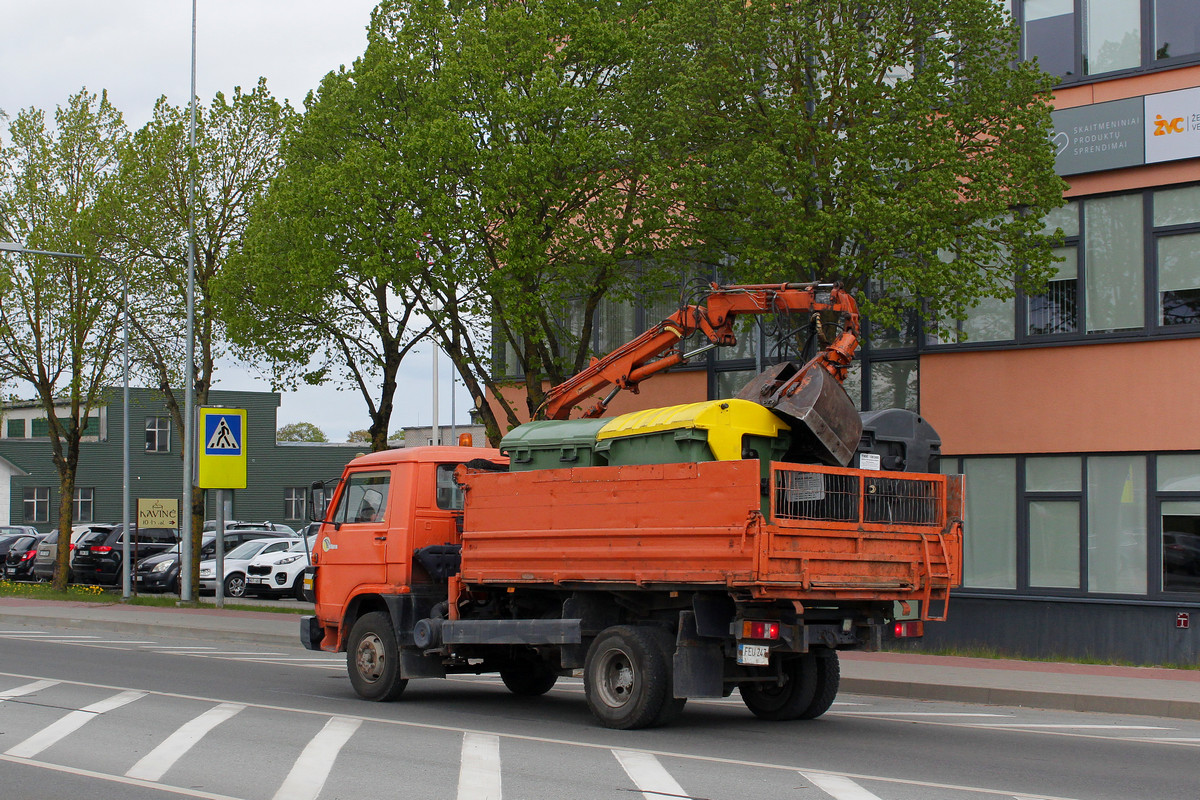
[301,283,962,728]
[301,398,963,729]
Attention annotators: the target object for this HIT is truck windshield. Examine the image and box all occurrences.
[332,471,390,524]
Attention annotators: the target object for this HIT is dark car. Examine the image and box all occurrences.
[0,533,31,571]
[71,525,178,586]
[134,527,298,593]
[2,533,46,581]
[0,525,39,539]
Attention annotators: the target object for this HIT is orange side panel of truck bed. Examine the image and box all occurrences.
[459,461,962,611]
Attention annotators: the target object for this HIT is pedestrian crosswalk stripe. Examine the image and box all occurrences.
[126,703,245,781]
[271,716,360,800]
[614,749,689,799]
[6,690,145,759]
[458,732,502,799]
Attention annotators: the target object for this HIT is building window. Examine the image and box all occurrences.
[1086,455,1148,594]
[1153,185,1200,327]
[1154,0,1200,61]
[962,458,1018,589]
[31,418,50,437]
[1021,1,1200,81]
[146,416,171,453]
[1025,456,1083,589]
[1028,202,1080,336]
[1084,0,1142,75]
[284,488,306,521]
[6,418,25,438]
[1158,453,1200,594]
[1084,193,1144,333]
[73,488,94,524]
[1023,0,1077,79]
[23,487,49,523]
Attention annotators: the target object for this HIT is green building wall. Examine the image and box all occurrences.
[0,388,363,531]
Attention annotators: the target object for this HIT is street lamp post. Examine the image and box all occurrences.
[0,241,133,598]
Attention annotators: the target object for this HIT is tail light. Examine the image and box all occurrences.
[91,545,113,553]
[21,550,35,561]
[741,620,781,640]
[893,620,924,638]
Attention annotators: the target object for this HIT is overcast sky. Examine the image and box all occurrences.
[1,0,470,441]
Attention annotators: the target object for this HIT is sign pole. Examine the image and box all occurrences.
[214,489,225,608]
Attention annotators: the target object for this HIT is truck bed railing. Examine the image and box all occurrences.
[773,464,945,528]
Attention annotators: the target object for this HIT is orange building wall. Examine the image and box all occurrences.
[920,339,1200,455]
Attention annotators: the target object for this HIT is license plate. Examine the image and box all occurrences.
[737,643,770,666]
[247,577,264,584]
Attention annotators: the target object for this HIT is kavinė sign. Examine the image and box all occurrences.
[137,498,179,530]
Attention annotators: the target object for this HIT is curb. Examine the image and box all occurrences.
[840,677,1200,721]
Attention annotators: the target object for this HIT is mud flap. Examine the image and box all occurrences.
[672,611,724,698]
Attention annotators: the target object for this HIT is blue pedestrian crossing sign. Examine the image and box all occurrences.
[197,407,247,489]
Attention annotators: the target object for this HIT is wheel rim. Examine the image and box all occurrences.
[227,576,246,597]
[355,633,387,684]
[595,646,637,709]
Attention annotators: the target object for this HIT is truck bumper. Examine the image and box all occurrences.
[300,615,324,651]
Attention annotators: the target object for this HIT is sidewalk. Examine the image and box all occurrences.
[3,597,1198,721]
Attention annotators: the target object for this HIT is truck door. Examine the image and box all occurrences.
[317,469,391,596]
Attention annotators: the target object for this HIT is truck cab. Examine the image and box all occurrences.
[304,445,502,656]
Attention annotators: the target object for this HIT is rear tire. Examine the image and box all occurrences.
[797,649,840,720]
[739,653,818,721]
[292,574,306,601]
[347,611,408,701]
[584,625,676,729]
[499,651,559,696]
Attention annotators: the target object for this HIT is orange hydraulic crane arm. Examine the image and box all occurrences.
[541,283,860,420]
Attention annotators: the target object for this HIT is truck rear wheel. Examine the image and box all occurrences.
[499,651,559,696]
[347,611,408,701]
[797,649,840,720]
[739,653,818,720]
[584,625,677,729]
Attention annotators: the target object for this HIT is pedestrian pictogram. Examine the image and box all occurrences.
[206,416,241,452]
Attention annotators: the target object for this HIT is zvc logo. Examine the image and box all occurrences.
[1153,114,1186,135]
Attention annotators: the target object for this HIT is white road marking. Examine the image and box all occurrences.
[271,716,361,800]
[142,646,218,650]
[125,703,245,781]
[458,732,502,800]
[0,753,244,799]
[5,690,145,758]
[614,749,689,800]
[802,771,885,800]
[834,711,1013,717]
[975,724,1170,730]
[0,679,59,701]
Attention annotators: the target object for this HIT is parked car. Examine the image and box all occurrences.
[202,520,297,535]
[136,527,295,593]
[1,533,45,581]
[0,525,39,538]
[71,525,178,586]
[0,533,33,571]
[32,525,97,582]
[244,538,312,600]
[198,536,298,597]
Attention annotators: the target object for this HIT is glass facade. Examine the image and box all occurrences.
[1021,1,1200,82]
[948,453,1200,599]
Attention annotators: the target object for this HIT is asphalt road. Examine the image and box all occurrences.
[1,624,1197,800]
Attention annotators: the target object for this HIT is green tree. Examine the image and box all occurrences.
[227,0,687,446]
[346,428,372,444]
[220,63,432,454]
[0,90,127,590]
[96,80,294,593]
[651,0,1067,333]
[277,421,328,442]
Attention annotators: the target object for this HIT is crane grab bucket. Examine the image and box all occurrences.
[736,361,862,467]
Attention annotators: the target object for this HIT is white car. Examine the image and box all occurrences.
[243,538,312,600]
[198,537,297,598]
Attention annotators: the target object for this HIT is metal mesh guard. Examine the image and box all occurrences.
[774,467,943,526]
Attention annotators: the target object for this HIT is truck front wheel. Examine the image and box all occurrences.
[584,625,678,729]
[347,611,408,701]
